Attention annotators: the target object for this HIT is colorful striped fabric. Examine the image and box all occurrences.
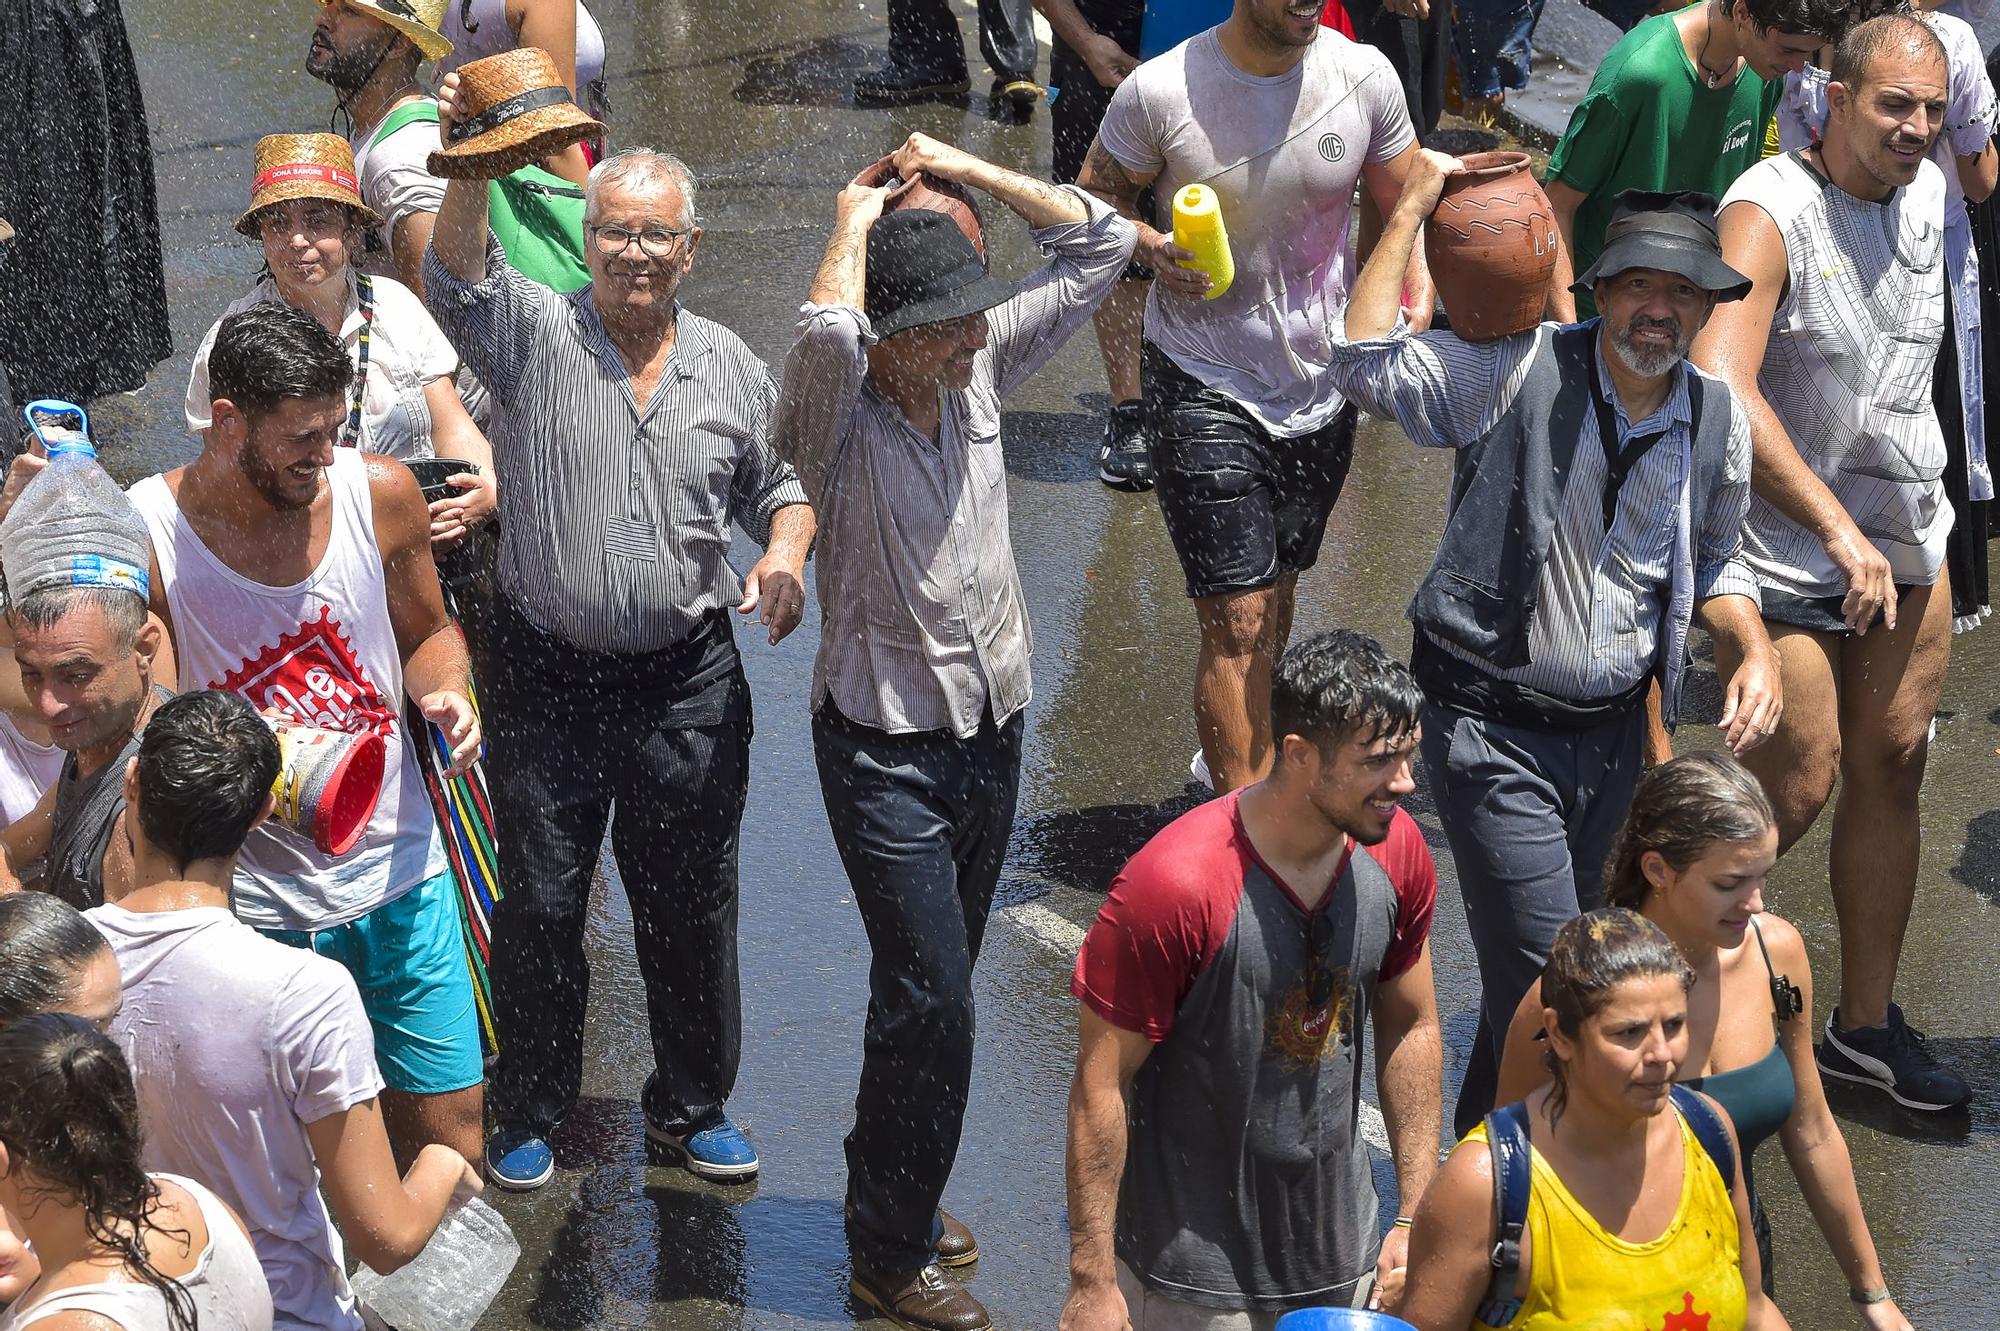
[407,684,502,1056]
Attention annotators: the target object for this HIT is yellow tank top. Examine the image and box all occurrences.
[1467,1109,1747,1331]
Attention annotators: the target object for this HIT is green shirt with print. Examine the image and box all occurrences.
[1548,11,1781,316]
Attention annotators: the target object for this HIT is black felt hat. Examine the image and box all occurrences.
[1573,189,1753,301]
[865,209,1017,338]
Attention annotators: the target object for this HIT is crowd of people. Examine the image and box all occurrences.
[0,0,1989,1329]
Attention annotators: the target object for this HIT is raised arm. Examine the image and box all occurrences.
[1057,1007,1154,1331]
[1372,943,1444,1310]
[1348,149,1452,342]
[428,74,494,286]
[1692,200,1896,635]
[1362,141,1438,334]
[891,132,1086,228]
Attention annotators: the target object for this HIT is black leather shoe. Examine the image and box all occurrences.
[936,1208,979,1268]
[991,75,1043,121]
[850,1258,993,1331]
[854,62,971,106]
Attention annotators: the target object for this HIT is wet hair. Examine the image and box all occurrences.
[1603,751,1775,910]
[0,1015,196,1331]
[1540,909,1695,1128]
[10,585,147,648]
[1736,0,1846,43]
[585,147,699,230]
[1832,12,1947,92]
[136,691,281,875]
[206,302,351,419]
[1269,629,1423,754]
[0,894,111,1029]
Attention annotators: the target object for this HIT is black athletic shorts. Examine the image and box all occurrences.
[1144,342,1359,600]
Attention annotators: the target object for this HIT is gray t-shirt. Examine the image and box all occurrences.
[351,105,447,265]
[1097,27,1415,436]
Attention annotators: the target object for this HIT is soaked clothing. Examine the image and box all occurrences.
[1096,26,1415,436]
[1720,152,1952,597]
[45,686,171,909]
[1073,794,1436,1310]
[0,711,61,826]
[0,0,172,404]
[1464,1106,1746,1331]
[351,100,447,266]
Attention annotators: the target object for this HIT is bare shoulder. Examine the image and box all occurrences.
[1750,912,1810,975]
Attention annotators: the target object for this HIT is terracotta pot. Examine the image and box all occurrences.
[1424,151,1559,342]
[852,154,986,262]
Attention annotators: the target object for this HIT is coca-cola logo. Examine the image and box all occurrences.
[211,606,397,740]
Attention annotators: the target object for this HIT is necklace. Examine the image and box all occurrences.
[1695,1,1736,89]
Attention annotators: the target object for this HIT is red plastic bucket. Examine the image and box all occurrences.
[267,719,386,856]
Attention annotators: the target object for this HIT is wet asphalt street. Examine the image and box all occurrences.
[101,0,2000,1325]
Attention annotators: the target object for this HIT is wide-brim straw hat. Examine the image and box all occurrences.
[427,48,605,179]
[325,0,453,64]
[235,133,384,238]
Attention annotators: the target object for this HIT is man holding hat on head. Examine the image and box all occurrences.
[1326,163,1783,1134]
[777,132,1135,1331]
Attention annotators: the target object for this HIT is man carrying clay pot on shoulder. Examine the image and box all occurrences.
[1325,159,1783,1137]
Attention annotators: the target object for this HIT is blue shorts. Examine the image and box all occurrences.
[264,871,483,1095]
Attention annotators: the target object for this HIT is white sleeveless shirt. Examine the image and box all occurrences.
[0,711,61,825]
[0,1174,273,1331]
[439,0,607,108]
[1719,152,1952,597]
[128,452,447,931]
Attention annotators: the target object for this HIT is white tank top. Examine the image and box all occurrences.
[439,0,606,102]
[128,452,448,931]
[0,712,61,824]
[0,1174,274,1331]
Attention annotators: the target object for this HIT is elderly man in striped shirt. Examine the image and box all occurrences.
[425,113,815,1191]
[1326,167,1783,1137]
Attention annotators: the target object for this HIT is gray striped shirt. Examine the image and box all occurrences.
[424,238,809,654]
[1328,321,1758,701]
[776,191,1137,737]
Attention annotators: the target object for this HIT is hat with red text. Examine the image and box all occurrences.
[235,133,382,238]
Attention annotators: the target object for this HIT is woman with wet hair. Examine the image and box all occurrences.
[0,893,121,1031]
[1398,908,1787,1330]
[0,1013,271,1331]
[1489,752,1911,1327]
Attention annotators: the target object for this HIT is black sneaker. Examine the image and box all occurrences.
[1816,1003,1971,1112]
[1097,401,1153,492]
[853,61,970,106]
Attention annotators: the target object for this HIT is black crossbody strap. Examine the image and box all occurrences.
[1586,345,1669,533]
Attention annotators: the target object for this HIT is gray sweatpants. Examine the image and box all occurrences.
[1419,702,1647,1136]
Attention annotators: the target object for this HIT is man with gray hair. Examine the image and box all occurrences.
[426,78,817,1190]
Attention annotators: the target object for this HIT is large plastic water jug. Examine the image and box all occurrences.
[0,406,150,607]
[349,1197,521,1331]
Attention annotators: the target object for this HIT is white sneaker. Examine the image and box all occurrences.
[1189,748,1213,791]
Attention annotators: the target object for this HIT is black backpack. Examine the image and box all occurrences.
[1476,1085,1736,1328]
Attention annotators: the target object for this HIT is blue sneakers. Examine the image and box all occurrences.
[643,1076,759,1180]
[484,1124,554,1191]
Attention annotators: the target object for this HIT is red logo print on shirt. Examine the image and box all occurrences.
[1659,1291,1710,1331]
[212,606,398,739]
[1267,964,1355,1068]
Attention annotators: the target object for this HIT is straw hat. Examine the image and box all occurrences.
[427,49,605,180]
[235,133,383,238]
[328,0,453,64]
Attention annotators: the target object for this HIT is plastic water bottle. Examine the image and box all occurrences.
[0,403,151,606]
[348,1197,521,1331]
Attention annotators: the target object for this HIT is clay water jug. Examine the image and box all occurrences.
[1425,151,1558,342]
[852,154,985,261]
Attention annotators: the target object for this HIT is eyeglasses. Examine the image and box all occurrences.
[586,224,688,258]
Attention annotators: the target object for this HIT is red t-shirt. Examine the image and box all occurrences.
[1073,792,1436,1041]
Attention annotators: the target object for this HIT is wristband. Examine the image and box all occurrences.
[1849,1286,1892,1306]
[1392,1216,1415,1229]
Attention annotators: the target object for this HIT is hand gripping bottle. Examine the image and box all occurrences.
[1172,184,1234,300]
[0,400,153,611]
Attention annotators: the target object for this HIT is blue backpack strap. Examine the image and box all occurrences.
[1477,1101,1533,1328]
[1670,1084,1736,1197]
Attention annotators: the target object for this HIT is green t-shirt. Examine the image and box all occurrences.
[1548,11,1780,316]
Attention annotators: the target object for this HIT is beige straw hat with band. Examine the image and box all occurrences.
[427,48,605,179]
[235,133,384,237]
[323,0,454,64]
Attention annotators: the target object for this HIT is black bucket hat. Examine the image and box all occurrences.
[865,210,1018,338]
[1573,189,1753,302]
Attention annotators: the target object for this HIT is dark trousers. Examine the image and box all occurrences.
[888,0,1037,82]
[1420,701,1645,1137]
[813,702,1023,1271]
[485,597,750,1135]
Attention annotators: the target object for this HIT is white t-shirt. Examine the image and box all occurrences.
[1097,26,1416,436]
[0,712,61,825]
[0,1173,272,1331]
[184,273,460,460]
[351,105,447,264]
[88,905,384,1331]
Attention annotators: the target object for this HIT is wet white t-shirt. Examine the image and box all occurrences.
[1097,26,1415,436]
[184,273,460,460]
[0,712,60,825]
[89,905,383,1331]
[351,105,447,266]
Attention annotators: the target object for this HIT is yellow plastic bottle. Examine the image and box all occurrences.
[1172,184,1234,301]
